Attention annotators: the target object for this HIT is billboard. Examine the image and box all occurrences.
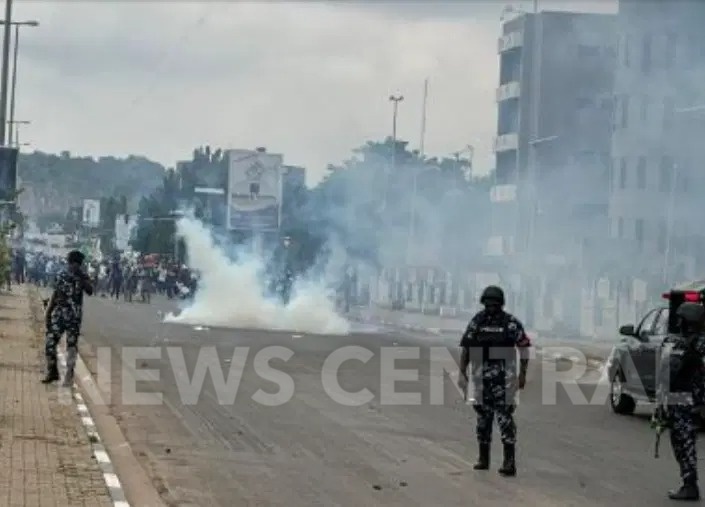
[82,199,100,227]
[226,149,282,231]
[0,147,18,199]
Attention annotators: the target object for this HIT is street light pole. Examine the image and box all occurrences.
[8,23,16,143]
[0,0,13,146]
[0,20,37,148]
[8,118,28,147]
[382,94,403,213]
[389,94,404,172]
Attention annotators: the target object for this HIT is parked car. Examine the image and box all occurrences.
[606,281,705,415]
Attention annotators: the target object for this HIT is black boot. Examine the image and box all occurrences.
[498,443,516,477]
[668,482,700,501]
[41,366,59,384]
[473,443,490,470]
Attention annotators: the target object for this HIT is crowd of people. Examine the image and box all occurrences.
[5,248,199,303]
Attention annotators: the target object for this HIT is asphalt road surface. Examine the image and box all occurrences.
[78,295,700,506]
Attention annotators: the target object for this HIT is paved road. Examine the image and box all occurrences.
[79,295,697,506]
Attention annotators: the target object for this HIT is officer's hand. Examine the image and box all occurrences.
[518,372,527,390]
[457,372,468,392]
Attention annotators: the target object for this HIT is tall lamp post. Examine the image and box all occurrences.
[382,94,404,214]
[7,118,27,146]
[389,94,404,173]
[4,20,38,145]
[0,0,13,146]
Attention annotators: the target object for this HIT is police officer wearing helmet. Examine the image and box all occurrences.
[458,285,531,476]
[656,301,705,500]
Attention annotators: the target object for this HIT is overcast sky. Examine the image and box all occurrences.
[14,0,616,185]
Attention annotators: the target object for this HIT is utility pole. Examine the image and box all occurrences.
[8,118,27,147]
[389,94,404,172]
[6,20,38,145]
[0,0,13,146]
[382,94,403,213]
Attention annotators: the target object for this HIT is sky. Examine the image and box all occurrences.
[13,0,616,185]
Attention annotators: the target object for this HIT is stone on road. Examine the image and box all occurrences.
[81,296,690,506]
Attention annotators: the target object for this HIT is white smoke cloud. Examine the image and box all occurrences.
[163,217,350,335]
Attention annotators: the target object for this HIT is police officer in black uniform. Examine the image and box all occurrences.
[458,285,531,476]
[656,301,705,500]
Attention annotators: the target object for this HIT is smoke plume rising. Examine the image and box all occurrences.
[163,217,350,335]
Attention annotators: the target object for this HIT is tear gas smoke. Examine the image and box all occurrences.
[163,218,351,335]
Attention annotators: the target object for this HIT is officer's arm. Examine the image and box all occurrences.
[46,276,64,316]
[45,290,57,315]
[81,271,94,295]
[459,318,479,379]
[514,321,532,377]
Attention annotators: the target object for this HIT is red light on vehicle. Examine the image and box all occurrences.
[684,292,701,302]
[662,292,671,300]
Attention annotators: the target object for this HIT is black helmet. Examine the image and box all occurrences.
[480,285,505,306]
[676,302,705,324]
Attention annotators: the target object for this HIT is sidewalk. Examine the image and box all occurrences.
[0,285,113,507]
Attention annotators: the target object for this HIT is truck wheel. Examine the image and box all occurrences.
[610,369,636,415]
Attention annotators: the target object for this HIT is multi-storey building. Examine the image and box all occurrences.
[489,10,616,264]
[609,0,705,281]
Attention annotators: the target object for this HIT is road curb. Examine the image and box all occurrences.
[30,284,135,507]
[57,342,131,507]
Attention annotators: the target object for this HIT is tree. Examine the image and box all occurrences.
[133,139,491,273]
[131,170,180,255]
[18,151,165,224]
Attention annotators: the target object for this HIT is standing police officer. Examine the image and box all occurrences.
[42,250,93,387]
[656,301,705,500]
[458,285,531,476]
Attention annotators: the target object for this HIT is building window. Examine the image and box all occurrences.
[619,158,627,189]
[637,157,647,189]
[618,217,624,239]
[621,95,629,128]
[659,156,673,191]
[635,219,644,243]
[640,96,649,122]
[642,33,652,74]
[663,97,674,128]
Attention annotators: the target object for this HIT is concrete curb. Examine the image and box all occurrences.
[57,339,130,507]
[31,284,132,507]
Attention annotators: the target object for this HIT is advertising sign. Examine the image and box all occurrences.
[226,149,282,231]
[82,199,101,227]
[0,146,18,199]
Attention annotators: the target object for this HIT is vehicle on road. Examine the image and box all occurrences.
[606,281,705,415]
